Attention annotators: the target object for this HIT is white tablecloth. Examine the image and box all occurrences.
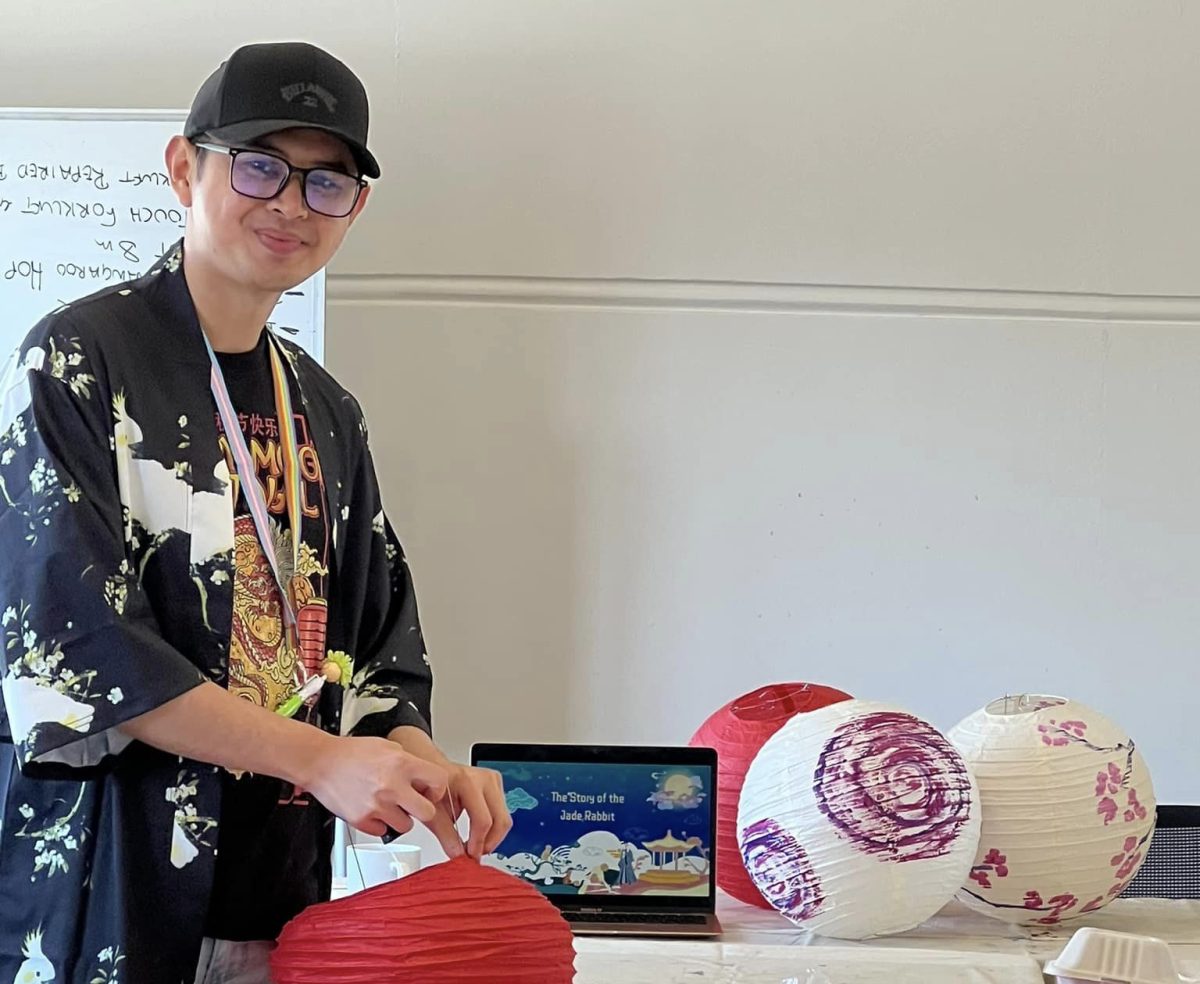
[333,874,1200,982]
[573,894,1200,984]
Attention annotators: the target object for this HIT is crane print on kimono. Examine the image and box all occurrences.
[0,243,435,983]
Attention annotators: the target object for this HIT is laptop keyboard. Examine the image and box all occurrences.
[563,911,709,925]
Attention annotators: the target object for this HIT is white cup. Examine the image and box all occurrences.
[346,843,422,894]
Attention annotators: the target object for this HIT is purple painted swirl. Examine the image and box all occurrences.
[740,817,824,921]
[814,711,973,862]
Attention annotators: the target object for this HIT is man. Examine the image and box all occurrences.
[0,41,510,983]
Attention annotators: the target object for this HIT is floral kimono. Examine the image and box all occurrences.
[0,245,433,983]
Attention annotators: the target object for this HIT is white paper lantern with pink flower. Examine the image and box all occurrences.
[736,699,982,940]
[948,695,1156,927]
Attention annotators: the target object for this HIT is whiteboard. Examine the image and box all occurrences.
[0,109,324,361]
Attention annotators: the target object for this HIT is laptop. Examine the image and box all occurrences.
[472,743,722,938]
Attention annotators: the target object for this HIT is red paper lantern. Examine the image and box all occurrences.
[271,856,576,983]
[690,681,852,908]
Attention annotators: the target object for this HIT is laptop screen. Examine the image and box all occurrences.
[473,745,716,908]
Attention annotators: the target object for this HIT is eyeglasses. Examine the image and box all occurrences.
[195,142,366,218]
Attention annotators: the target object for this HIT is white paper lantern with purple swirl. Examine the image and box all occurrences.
[736,699,981,939]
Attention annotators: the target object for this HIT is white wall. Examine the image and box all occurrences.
[3,2,1198,806]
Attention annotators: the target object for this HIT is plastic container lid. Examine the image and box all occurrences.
[1044,928,1197,984]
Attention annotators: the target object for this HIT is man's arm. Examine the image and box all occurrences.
[121,682,451,840]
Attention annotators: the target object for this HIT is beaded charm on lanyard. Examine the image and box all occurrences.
[203,330,324,716]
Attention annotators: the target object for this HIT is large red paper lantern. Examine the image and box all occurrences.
[690,681,852,907]
[271,856,576,983]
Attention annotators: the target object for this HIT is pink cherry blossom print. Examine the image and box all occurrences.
[968,847,1010,891]
[1035,894,1078,925]
[982,849,1009,877]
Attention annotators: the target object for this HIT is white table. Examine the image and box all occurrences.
[573,894,1200,984]
[333,873,1199,982]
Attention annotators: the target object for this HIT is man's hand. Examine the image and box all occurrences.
[303,735,451,840]
[389,726,513,860]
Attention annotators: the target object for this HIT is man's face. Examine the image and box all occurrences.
[171,127,369,294]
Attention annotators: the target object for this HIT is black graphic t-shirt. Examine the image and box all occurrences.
[203,330,333,941]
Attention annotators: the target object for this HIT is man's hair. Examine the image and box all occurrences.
[192,135,214,177]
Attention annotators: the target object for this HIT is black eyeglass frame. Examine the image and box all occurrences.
[194,141,368,218]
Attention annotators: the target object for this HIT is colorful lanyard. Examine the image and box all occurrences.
[203,329,350,719]
[202,330,304,634]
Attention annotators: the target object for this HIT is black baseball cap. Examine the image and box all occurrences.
[185,42,380,179]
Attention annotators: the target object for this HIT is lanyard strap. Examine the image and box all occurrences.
[203,330,303,631]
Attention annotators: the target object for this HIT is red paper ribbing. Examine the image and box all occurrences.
[271,856,576,983]
[689,681,852,907]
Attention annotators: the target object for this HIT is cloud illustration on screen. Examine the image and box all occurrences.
[506,787,539,812]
